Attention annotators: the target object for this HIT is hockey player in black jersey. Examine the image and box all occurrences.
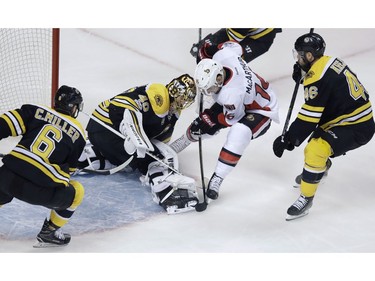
[273,32,375,221]
[191,28,282,64]
[78,74,200,214]
[0,85,86,247]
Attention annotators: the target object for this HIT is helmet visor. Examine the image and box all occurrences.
[292,49,305,62]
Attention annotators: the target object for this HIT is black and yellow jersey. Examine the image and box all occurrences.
[226,28,282,41]
[0,104,86,188]
[87,83,180,143]
[289,56,373,146]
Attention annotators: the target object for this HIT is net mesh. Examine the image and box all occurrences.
[0,28,53,114]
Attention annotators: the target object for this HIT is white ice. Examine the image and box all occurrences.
[1,28,375,280]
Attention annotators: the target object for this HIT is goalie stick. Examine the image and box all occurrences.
[79,155,134,175]
[0,152,132,176]
[81,111,184,176]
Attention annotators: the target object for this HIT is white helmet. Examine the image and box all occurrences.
[194,58,224,95]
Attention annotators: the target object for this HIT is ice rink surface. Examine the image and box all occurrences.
[1,28,375,280]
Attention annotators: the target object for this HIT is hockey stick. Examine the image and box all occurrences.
[79,156,133,175]
[0,150,131,175]
[82,111,183,176]
[281,28,314,138]
[282,81,299,137]
[194,28,209,212]
[0,149,132,175]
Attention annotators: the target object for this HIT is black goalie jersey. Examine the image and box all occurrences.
[0,104,86,188]
[289,56,373,146]
[87,83,180,143]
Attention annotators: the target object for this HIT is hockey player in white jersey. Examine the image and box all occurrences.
[171,41,279,202]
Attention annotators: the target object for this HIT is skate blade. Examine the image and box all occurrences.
[166,205,196,214]
[285,210,309,221]
[33,241,68,248]
[166,200,198,214]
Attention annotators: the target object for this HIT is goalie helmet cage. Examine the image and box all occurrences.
[0,28,59,114]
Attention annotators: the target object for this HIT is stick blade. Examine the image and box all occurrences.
[195,202,207,212]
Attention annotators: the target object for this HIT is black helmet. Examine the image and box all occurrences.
[54,85,83,118]
[295,32,326,58]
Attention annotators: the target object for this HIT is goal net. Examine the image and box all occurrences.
[0,28,59,114]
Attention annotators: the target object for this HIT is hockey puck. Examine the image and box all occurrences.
[195,202,207,212]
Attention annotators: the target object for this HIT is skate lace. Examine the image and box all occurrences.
[54,229,66,240]
[293,196,308,210]
[209,175,223,192]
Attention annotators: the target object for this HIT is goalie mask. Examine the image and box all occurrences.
[167,74,196,110]
[54,85,84,118]
[194,58,224,96]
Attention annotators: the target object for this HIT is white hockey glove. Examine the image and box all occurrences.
[119,109,154,158]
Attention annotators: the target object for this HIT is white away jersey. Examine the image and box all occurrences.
[212,41,279,126]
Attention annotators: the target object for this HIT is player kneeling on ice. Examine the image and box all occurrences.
[171,41,279,203]
[0,86,86,247]
[78,74,199,214]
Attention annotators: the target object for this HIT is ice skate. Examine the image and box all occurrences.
[206,173,223,200]
[286,194,314,221]
[33,219,71,248]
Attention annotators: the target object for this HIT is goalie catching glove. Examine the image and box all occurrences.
[119,109,154,158]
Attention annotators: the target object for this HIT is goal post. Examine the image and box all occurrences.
[0,28,60,114]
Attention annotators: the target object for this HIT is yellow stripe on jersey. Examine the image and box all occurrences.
[11,110,26,134]
[297,104,325,124]
[10,147,70,186]
[0,114,17,136]
[247,28,274,39]
[146,83,170,117]
[111,96,139,110]
[227,28,274,41]
[321,101,373,130]
[303,56,333,86]
[1,110,26,136]
[226,29,247,41]
[92,100,112,124]
[92,110,112,124]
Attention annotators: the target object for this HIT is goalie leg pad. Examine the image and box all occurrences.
[145,160,199,214]
[157,187,199,215]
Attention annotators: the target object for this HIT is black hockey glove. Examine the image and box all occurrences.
[189,109,219,137]
[190,33,214,59]
[196,42,219,64]
[292,63,303,84]
[273,132,295,158]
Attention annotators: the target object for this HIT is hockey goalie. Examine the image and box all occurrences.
[77,74,200,214]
